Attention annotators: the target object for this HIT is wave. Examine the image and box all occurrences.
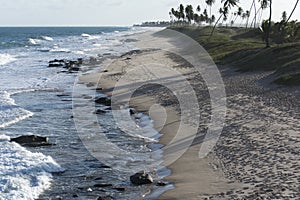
[41,36,54,41]
[0,135,64,200]
[81,33,101,40]
[28,38,44,45]
[49,48,71,53]
[0,91,34,128]
[0,54,17,66]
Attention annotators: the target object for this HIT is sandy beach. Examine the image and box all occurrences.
[79,30,300,199]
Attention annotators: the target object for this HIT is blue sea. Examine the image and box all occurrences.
[0,27,170,200]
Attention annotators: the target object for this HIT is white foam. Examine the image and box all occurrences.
[0,138,64,200]
[81,33,91,38]
[0,91,34,128]
[50,48,71,53]
[41,36,54,41]
[0,54,17,66]
[28,38,41,45]
[81,33,101,40]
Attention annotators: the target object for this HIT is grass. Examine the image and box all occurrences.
[168,26,300,86]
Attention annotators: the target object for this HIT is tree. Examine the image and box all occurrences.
[265,0,272,47]
[179,4,185,21]
[233,7,244,25]
[282,11,287,22]
[210,0,238,37]
[185,5,194,24]
[286,0,299,23]
[205,0,216,24]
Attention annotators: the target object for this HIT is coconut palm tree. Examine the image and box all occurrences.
[261,0,272,47]
[205,0,216,24]
[185,5,194,24]
[233,7,243,25]
[179,4,185,22]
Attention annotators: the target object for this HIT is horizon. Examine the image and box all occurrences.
[0,0,299,26]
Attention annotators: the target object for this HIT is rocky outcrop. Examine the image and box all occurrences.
[94,97,111,106]
[130,171,153,185]
[10,135,53,147]
[48,58,83,72]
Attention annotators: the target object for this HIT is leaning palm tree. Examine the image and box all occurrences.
[210,0,238,37]
[286,0,299,23]
[233,7,243,25]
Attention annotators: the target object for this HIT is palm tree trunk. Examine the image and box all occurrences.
[286,0,299,23]
[210,14,223,37]
[266,0,272,48]
[253,0,257,28]
[246,1,255,28]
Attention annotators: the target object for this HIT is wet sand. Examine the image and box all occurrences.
[79,30,300,199]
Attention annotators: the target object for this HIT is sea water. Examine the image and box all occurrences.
[0,27,168,200]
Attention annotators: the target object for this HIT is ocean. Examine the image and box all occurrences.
[0,27,170,200]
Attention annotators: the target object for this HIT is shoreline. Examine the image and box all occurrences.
[80,29,300,199]
[79,30,237,199]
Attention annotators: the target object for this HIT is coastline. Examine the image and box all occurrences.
[79,29,300,199]
[79,30,238,199]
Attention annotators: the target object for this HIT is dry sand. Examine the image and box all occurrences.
[79,30,300,199]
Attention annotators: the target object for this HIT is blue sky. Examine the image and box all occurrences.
[0,0,299,26]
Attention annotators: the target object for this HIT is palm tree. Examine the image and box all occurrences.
[233,7,243,25]
[185,5,194,24]
[245,10,250,28]
[205,0,216,24]
[264,0,272,47]
[210,7,229,37]
[286,0,299,23]
[210,0,238,36]
[179,4,185,22]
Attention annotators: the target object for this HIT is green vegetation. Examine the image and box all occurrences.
[167,1,300,86]
[169,26,300,86]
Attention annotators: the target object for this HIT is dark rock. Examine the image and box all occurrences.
[94,183,113,188]
[156,181,168,186]
[49,63,64,67]
[130,171,153,185]
[10,135,53,147]
[96,87,103,91]
[97,196,114,200]
[95,97,111,106]
[94,109,107,114]
[72,194,79,198]
[77,58,83,64]
[102,70,108,73]
[129,108,136,115]
[113,187,125,191]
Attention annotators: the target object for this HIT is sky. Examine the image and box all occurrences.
[0,0,299,26]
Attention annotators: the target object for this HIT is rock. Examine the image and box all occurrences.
[49,63,64,67]
[10,135,53,147]
[77,58,83,64]
[97,196,114,200]
[113,187,125,191]
[94,109,107,114]
[95,97,111,106]
[129,108,136,115]
[130,171,153,185]
[96,87,103,91]
[94,183,113,188]
[156,181,168,186]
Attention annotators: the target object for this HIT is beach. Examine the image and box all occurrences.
[80,29,300,199]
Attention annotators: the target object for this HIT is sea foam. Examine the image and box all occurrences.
[0,54,17,66]
[0,137,64,200]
